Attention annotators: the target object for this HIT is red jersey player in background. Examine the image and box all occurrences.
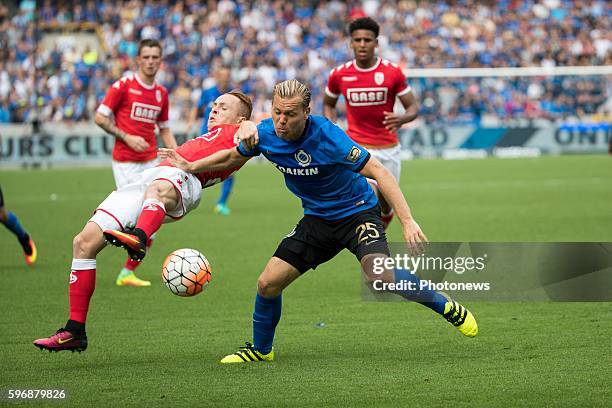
[33,91,252,352]
[94,39,177,287]
[323,17,419,229]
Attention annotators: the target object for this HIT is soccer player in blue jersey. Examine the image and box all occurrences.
[160,80,478,363]
[188,66,235,215]
[0,185,37,265]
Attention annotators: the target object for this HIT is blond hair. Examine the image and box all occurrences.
[272,79,311,110]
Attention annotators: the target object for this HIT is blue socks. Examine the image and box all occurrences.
[250,270,445,354]
[217,176,234,206]
[2,211,27,240]
[392,268,447,315]
[253,293,282,354]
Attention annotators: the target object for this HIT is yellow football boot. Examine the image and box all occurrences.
[116,269,151,287]
[442,298,478,337]
[220,342,274,364]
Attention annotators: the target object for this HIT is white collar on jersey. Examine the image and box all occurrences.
[352,57,381,72]
[134,72,156,90]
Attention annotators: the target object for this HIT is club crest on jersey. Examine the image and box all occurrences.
[130,102,161,124]
[156,89,162,103]
[374,72,384,85]
[347,146,362,163]
[346,87,388,106]
[199,127,222,142]
[294,149,312,167]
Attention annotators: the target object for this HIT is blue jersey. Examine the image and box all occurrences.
[237,115,378,220]
[197,86,222,134]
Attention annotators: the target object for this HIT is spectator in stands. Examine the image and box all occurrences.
[0,0,609,125]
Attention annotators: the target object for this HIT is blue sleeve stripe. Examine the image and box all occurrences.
[354,151,371,172]
[236,144,257,157]
[236,145,249,157]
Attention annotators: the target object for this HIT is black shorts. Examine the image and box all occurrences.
[0,185,4,208]
[273,204,390,273]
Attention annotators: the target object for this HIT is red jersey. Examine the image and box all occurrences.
[325,57,411,147]
[158,124,243,188]
[97,72,169,162]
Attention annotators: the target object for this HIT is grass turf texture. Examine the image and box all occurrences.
[0,155,610,407]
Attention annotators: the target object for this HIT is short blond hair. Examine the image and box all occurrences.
[272,79,311,110]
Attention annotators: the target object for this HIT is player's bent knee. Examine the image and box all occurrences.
[147,180,179,210]
[148,179,175,195]
[0,207,9,222]
[361,253,394,283]
[257,276,281,298]
[73,228,104,258]
[72,233,91,257]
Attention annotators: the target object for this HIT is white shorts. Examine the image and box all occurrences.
[368,144,401,181]
[112,158,161,189]
[90,166,202,232]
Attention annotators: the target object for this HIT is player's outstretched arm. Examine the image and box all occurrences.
[158,147,250,173]
[359,157,428,250]
[234,120,259,150]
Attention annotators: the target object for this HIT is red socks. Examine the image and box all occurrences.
[123,199,165,271]
[69,259,96,323]
[123,236,155,271]
[124,257,141,271]
[135,199,166,238]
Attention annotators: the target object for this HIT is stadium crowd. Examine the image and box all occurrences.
[0,0,610,126]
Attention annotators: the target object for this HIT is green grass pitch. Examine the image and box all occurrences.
[0,155,610,407]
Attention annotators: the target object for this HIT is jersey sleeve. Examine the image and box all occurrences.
[325,68,340,99]
[323,121,371,172]
[395,67,411,97]
[157,90,169,129]
[236,142,260,157]
[97,79,125,116]
[237,119,274,157]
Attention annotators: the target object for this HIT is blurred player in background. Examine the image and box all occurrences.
[94,39,177,287]
[188,65,236,216]
[324,17,418,230]
[0,185,37,265]
[33,91,252,353]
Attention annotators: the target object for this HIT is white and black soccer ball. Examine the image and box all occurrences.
[161,248,212,297]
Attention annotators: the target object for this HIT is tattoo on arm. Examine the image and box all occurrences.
[97,115,126,141]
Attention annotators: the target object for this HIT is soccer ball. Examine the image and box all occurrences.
[162,248,212,297]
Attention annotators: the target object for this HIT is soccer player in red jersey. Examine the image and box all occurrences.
[33,91,252,352]
[323,17,419,229]
[94,39,178,287]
